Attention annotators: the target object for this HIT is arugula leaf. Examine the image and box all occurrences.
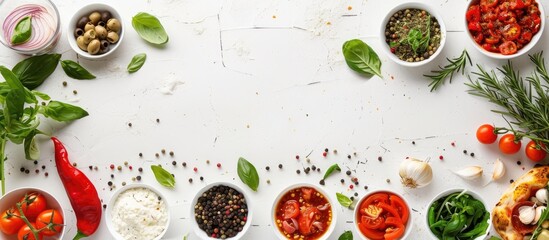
[237,157,259,191]
[127,53,147,73]
[338,231,353,240]
[132,12,169,45]
[336,192,352,208]
[60,60,96,80]
[42,101,89,122]
[342,39,382,78]
[12,54,61,90]
[11,16,32,45]
[323,164,341,180]
[151,165,175,188]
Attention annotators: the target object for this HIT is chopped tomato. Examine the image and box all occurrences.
[384,217,405,240]
[502,23,521,41]
[510,0,525,9]
[301,188,313,201]
[378,202,401,220]
[363,204,383,218]
[518,30,532,44]
[511,201,537,234]
[360,193,389,210]
[482,43,498,52]
[358,222,385,240]
[485,35,500,44]
[468,22,482,31]
[361,215,385,230]
[499,41,518,55]
[390,195,409,224]
[473,32,484,44]
[283,200,300,219]
[481,0,498,10]
[498,10,516,23]
[466,6,481,22]
[298,207,319,235]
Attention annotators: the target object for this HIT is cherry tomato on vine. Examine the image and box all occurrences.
[17,223,42,240]
[35,209,63,236]
[476,124,498,144]
[0,208,25,235]
[525,140,547,162]
[20,193,47,221]
[499,134,522,154]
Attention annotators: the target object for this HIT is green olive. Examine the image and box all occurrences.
[84,22,95,32]
[107,31,119,44]
[106,18,121,33]
[87,39,101,55]
[89,11,101,25]
[95,25,107,40]
[76,36,87,51]
[83,29,96,44]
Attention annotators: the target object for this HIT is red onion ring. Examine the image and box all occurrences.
[2,4,58,51]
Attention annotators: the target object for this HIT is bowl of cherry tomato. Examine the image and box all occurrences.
[354,190,412,240]
[465,0,544,58]
[0,188,64,240]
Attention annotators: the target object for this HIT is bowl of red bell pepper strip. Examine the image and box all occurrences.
[464,0,545,59]
[354,190,412,240]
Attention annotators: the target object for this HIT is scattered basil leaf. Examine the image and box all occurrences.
[127,53,147,73]
[338,231,353,240]
[12,54,61,90]
[237,157,259,191]
[342,39,382,78]
[323,163,341,180]
[11,16,32,45]
[132,12,169,45]
[151,165,175,188]
[24,130,39,160]
[336,193,352,208]
[32,91,50,101]
[60,60,96,80]
[42,101,89,122]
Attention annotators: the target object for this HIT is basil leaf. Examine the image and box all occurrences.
[488,237,502,240]
[42,101,89,122]
[11,16,32,45]
[132,12,169,45]
[6,120,39,145]
[338,231,353,240]
[342,39,382,78]
[127,53,147,73]
[151,165,175,188]
[5,89,25,120]
[0,66,35,104]
[237,157,259,191]
[323,163,341,180]
[336,193,352,208]
[32,91,50,101]
[24,130,39,160]
[60,60,96,80]
[13,54,61,90]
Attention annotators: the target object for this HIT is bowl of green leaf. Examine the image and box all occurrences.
[380,2,446,67]
[426,189,491,240]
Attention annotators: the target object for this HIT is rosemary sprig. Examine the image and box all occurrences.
[425,50,472,92]
[465,52,549,152]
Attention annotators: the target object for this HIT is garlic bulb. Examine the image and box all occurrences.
[535,206,547,224]
[519,205,536,225]
[454,166,483,180]
[492,158,505,181]
[536,188,548,204]
[399,158,433,188]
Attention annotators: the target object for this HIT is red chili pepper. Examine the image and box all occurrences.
[51,137,101,240]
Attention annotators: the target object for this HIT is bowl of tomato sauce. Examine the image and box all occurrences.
[271,183,336,240]
[465,0,544,58]
[354,190,412,240]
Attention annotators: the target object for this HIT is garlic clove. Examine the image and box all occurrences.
[492,158,505,181]
[536,188,548,204]
[531,196,544,206]
[399,158,433,189]
[454,166,483,180]
[535,206,547,224]
[519,205,536,225]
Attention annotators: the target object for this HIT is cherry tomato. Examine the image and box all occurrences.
[499,41,518,55]
[502,23,521,41]
[510,0,525,9]
[0,208,25,235]
[499,133,522,154]
[476,124,498,144]
[17,223,42,240]
[511,201,537,234]
[481,0,499,10]
[499,10,516,23]
[482,43,498,52]
[361,215,385,230]
[518,30,533,44]
[297,207,319,235]
[466,6,481,22]
[468,22,482,31]
[35,209,63,236]
[384,217,405,240]
[282,200,300,219]
[473,32,484,44]
[389,195,409,224]
[20,193,47,222]
[525,140,547,162]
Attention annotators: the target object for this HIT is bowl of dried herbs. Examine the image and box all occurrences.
[380,2,446,67]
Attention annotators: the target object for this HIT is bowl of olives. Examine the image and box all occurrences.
[67,3,123,59]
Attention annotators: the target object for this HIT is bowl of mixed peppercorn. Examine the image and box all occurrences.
[191,182,252,239]
[380,2,446,67]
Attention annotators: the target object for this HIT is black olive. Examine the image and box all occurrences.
[100,40,110,50]
[101,11,112,23]
[76,16,90,29]
[74,28,84,37]
[97,21,106,27]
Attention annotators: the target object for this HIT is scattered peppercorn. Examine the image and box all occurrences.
[346,170,351,176]
[350,196,355,201]
[200,176,204,181]
[364,186,368,190]
[296,170,301,174]
[217,163,222,168]
[35,169,39,174]
[295,155,300,160]
[340,179,345,183]
[266,180,271,184]
[122,182,126,186]
[161,149,166,154]
[317,168,321,172]
[110,164,115,170]
[265,166,270,171]
[33,160,38,165]
[89,166,93,170]
[322,152,327,157]
[117,166,122,171]
[386,179,391,183]
[349,185,354,189]
[156,118,160,123]
[72,162,77,167]
[354,192,359,197]
[517,161,522,165]
[169,151,174,156]
[139,153,143,157]
[73,90,78,95]
[20,167,25,172]
[128,123,132,127]
[41,165,45,170]
[278,164,283,169]
[333,149,338,154]
[108,181,113,186]
[172,161,177,166]
[110,174,114,178]
[189,178,193,183]
[324,148,329,152]
[155,153,159,158]
[206,160,210,164]
[138,167,143,172]
[62,81,67,87]
[44,172,49,177]
[312,165,317,171]
[25,169,30,174]
[470,152,475,157]
[194,167,198,172]
[412,141,416,145]
[463,150,467,154]
[136,176,142,181]
[378,156,382,161]
[319,179,325,185]
[347,155,351,159]
[439,155,444,160]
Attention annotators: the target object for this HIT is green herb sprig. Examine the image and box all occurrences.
[425,50,472,92]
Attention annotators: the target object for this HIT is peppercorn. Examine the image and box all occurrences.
[412,141,415,145]
[41,165,45,170]
[324,148,329,152]
[378,156,382,161]
[103,204,107,209]
[155,153,159,158]
[295,155,300,160]
[319,179,325,185]
[200,176,204,181]
[354,192,358,197]
[169,151,174,156]
[122,182,126,186]
[156,118,160,123]
[35,169,39,174]
[62,81,67,87]
[108,181,113,186]
[117,166,122,171]
[296,170,301,174]
[139,153,143,157]
[110,174,114,178]
[340,179,345,183]
[89,166,93,170]
[347,155,351,159]
[161,149,166,154]
[33,160,38,165]
[183,162,187,167]
[386,179,391,183]
[278,164,283,169]
[172,161,177,166]
[25,170,29,174]
[346,170,351,176]
[364,186,368,190]
[189,178,193,183]
[20,167,25,172]
[350,196,354,201]
[463,150,467,154]
[136,176,141,181]
[312,165,317,171]
[265,166,270,171]
[45,172,49,177]
[138,167,143,172]
[470,152,475,157]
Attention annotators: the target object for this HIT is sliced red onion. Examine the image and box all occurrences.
[312,221,324,232]
[282,219,297,234]
[3,4,58,51]
[317,203,330,211]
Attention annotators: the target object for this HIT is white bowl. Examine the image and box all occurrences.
[190,182,252,239]
[271,183,337,240]
[425,189,491,240]
[105,183,170,240]
[354,190,413,240]
[464,0,545,59]
[0,187,65,240]
[67,3,124,60]
[0,0,61,55]
[379,2,446,67]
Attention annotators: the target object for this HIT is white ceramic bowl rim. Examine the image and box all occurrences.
[105,183,170,240]
[464,0,545,59]
[270,183,337,240]
[379,2,447,67]
[190,182,253,240]
[353,190,413,240]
